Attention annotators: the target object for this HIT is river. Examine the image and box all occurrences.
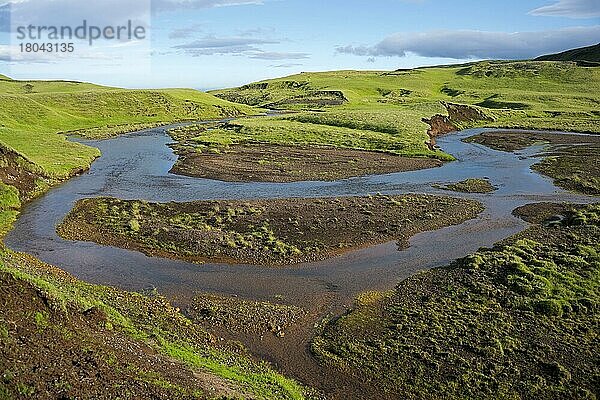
[5,126,594,307]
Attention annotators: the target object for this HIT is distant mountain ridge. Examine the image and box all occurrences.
[535,43,600,63]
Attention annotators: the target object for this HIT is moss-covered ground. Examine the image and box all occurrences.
[312,203,600,399]
[57,194,484,265]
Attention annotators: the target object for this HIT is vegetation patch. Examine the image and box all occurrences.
[57,194,484,265]
[312,203,600,399]
[176,117,452,159]
[466,131,600,195]
[436,178,497,193]
[213,80,348,109]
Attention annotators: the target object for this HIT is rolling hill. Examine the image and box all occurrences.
[0,77,254,180]
[535,43,600,63]
[210,61,600,158]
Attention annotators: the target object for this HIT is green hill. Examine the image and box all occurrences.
[209,61,600,160]
[0,78,254,180]
[535,43,600,63]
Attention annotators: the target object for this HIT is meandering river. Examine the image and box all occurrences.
[5,126,594,306]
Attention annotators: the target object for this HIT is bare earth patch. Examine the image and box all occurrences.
[188,294,307,338]
[170,143,442,183]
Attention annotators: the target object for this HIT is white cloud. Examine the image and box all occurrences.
[173,35,276,55]
[270,62,303,68]
[529,0,600,18]
[336,26,600,60]
[153,0,263,12]
[249,51,309,60]
[169,24,203,39]
[173,34,310,60]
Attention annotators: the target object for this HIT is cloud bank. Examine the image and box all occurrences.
[336,26,600,60]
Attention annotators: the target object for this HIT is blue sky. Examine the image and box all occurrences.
[1,0,599,89]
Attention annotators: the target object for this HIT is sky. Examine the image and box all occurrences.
[0,0,599,90]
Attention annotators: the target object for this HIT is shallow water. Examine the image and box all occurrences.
[5,126,595,305]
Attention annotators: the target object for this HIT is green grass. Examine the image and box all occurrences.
[191,117,452,159]
[212,61,600,161]
[0,183,21,236]
[0,77,255,180]
[312,203,600,399]
[158,339,306,400]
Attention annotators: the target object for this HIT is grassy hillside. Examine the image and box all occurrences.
[211,61,600,161]
[313,203,600,399]
[536,43,600,63]
[0,248,311,399]
[0,77,254,180]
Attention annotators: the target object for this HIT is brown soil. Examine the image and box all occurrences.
[185,292,388,400]
[57,194,484,266]
[188,294,307,338]
[170,143,442,183]
[436,178,497,193]
[0,271,244,399]
[422,102,491,149]
[511,202,577,224]
[0,145,48,201]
